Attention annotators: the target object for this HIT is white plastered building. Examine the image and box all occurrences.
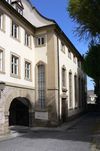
[0,0,87,135]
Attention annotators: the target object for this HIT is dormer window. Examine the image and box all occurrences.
[5,0,11,4]
[11,0,24,15]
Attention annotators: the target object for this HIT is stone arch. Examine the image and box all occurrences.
[3,87,34,128]
[4,88,34,114]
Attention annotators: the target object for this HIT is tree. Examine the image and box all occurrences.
[82,44,100,103]
[67,0,100,41]
[67,0,100,104]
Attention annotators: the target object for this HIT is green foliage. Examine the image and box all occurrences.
[67,0,100,40]
[82,44,100,80]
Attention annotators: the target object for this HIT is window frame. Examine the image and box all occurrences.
[68,49,71,59]
[11,21,19,40]
[5,0,11,4]
[62,66,66,88]
[0,13,5,31]
[37,64,46,109]
[0,48,5,74]
[35,35,46,47]
[10,53,20,78]
[24,60,32,81]
[16,4,23,15]
[61,41,65,53]
[73,55,76,64]
[25,31,31,48]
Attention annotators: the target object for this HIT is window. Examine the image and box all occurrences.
[0,50,3,72]
[68,49,71,59]
[38,64,45,109]
[16,6,23,15]
[25,32,31,47]
[73,55,76,64]
[74,75,77,107]
[78,60,81,68]
[11,1,24,15]
[5,0,11,4]
[0,13,4,30]
[11,22,19,39]
[62,67,66,88]
[25,61,31,80]
[69,72,72,108]
[78,77,81,107]
[61,42,65,52]
[36,36,45,46]
[11,55,19,76]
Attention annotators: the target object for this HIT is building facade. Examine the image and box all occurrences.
[0,0,87,135]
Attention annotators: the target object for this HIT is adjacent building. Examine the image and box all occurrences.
[87,90,96,104]
[0,0,87,135]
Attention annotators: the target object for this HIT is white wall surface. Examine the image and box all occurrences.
[21,0,54,27]
[0,14,35,87]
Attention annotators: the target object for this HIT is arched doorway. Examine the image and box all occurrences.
[9,97,30,126]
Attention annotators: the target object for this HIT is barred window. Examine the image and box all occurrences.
[38,64,45,109]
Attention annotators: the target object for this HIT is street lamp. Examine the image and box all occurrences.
[0,81,5,98]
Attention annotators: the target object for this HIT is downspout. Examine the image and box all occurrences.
[57,37,60,122]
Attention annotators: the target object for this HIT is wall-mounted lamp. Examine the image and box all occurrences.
[0,81,5,98]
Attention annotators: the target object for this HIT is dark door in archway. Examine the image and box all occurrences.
[62,98,68,122]
[9,98,29,126]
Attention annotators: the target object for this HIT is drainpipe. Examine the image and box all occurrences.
[57,37,60,122]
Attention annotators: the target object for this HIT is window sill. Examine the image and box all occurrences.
[10,74,20,79]
[10,36,20,43]
[35,109,47,112]
[24,78,32,82]
[0,71,5,74]
[35,44,46,48]
[69,108,73,110]
[0,28,5,33]
[24,44,32,49]
[61,49,65,54]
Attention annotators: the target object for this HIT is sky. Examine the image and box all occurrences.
[31,0,94,90]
